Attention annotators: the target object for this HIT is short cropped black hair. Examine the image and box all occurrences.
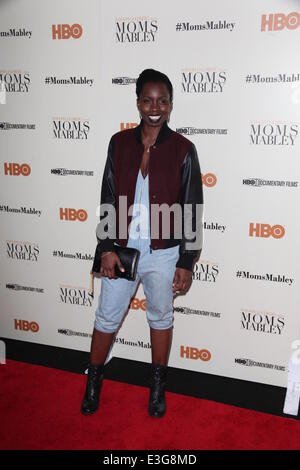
[136,69,173,101]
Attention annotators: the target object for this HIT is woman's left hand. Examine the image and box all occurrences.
[172,268,193,295]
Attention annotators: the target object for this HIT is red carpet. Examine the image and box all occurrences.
[0,359,299,450]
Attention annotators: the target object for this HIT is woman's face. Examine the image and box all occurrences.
[137,81,172,128]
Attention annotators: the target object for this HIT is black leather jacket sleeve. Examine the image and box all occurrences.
[96,136,117,253]
[176,142,204,271]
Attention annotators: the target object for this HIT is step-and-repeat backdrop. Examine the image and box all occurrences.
[1,0,300,388]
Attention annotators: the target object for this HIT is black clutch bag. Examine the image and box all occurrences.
[89,242,140,297]
[113,244,140,280]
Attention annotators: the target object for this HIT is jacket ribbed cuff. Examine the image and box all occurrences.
[98,238,116,253]
[176,253,196,272]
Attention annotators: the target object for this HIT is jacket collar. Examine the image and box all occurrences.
[134,119,173,146]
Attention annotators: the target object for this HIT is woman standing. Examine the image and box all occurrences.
[81,69,203,418]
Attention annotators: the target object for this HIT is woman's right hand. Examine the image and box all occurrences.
[100,251,125,279]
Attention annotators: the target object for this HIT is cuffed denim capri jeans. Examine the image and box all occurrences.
[94,170,180,333]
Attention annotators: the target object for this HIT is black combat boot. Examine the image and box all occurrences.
[81,363,104,415]
[148,363,168,418]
